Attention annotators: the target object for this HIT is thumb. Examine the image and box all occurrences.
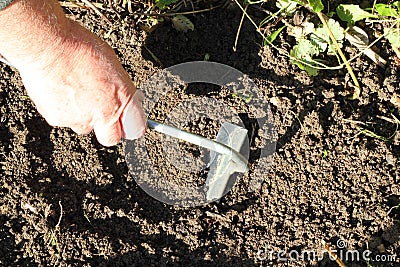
[120,90,147,140]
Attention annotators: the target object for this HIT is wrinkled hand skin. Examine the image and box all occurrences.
[20,23,146,146]
[0,0,146,146]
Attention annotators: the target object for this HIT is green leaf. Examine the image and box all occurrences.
[384,28,400,48]
[155,0,179,9]
[288,22,315,40]
[310,19,345,55]
[326,11,335,17]
[290,39,320,76]
[264,26,286,45]
[375,3,399,17]
[308,0,324,12]
[299,39,320,57]
[171,15,194,32]
[276,0,298,15]
[337,4,377,25]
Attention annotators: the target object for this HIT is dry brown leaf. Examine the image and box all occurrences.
[345,26,386,68]
[172,15,194,33]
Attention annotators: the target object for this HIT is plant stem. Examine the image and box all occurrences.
[392,45,400,59]
[233,4,248,52]
[316,12,361,99]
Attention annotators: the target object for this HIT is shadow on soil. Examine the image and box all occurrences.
[141,7,400,159]
[9,6,399,266]
[140,7,400,266]
[22,115,257,266]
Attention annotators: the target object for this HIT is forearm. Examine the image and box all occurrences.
[0,0,73,69]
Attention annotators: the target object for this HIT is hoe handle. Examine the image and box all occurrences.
[147,119,249,171]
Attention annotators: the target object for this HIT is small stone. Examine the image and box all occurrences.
[269,96,281,108]
[109,32,118,43]
[386,154,396,166]
[335,146,343,153]
[390,94,400,108]
[377,243,386,253]
[322,90,335,99]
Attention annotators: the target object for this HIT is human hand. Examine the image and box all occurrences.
[18,22,146,146]
[0,0,146,146]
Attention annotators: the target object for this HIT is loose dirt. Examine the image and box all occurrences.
[0,1,399,266]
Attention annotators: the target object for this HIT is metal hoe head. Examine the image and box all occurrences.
[147,119,249,202]
[205,122,248,202]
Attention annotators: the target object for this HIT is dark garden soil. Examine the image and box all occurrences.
[1,1,400,266]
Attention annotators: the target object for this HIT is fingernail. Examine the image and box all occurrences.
[121,90,147,139]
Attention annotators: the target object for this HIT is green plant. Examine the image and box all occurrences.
[234,0,400,98]
[155,0,179,9]
[322,148,329,158]
[336,2,400,58]
[289,18,345,76]
[249,0,361,98]
[336,4,377,25]
[44,229,62,261]
[356,118,399,142]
